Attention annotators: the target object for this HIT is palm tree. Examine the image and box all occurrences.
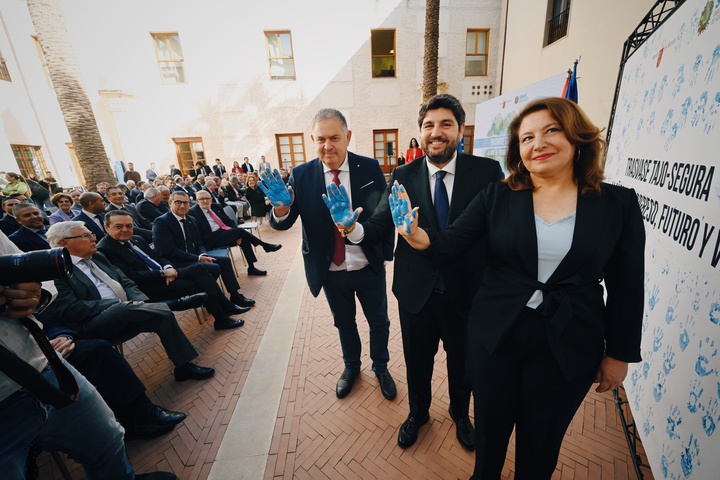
[421,0,440,102]
[26,0,116,190]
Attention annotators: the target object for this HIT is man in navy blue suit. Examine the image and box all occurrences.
[260,108,396,401]
[8,203,50,251]
[74,192,107,240]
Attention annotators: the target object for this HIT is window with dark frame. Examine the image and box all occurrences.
[462,126,475,155]
[465,30,489,76]
[371,30,396,78]
[265,31,296,80]
[546,0,571,46]
[276,133,305,169]
[173,138,205,174]
[373,129,398,173]
[152,33,186,84]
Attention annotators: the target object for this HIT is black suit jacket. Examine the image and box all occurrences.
[0,215,21,237]
[152,212,208,266]
[241,163,254,173]
[136,200,163,222]
[105,203,153,242]
[427,182,645,380]
[270,152,392,296]
[97,234,170,289]
[187,204,236,249]
[74,211,106,240]
[169,168,182,177]
[212,165,226,177]
[361,153,503,317]
[8,226,50,252]
[225,184,245,202]
[47,252,148,329]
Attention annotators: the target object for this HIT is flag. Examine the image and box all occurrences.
[561,69,572,98]
[564,60,579,103]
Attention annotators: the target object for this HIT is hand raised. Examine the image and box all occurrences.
[258,168,293,207]
[322,183,362,228]
[389,181,418,236]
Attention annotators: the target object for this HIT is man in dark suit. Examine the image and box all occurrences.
[152,191,255,308]
[97,210,246,330]
[188,190,281,276]
[241,157,254,173]
[212,159,227,177]
[225,176,250,218]
[260,108,396,401]
[168,164,182,177]
[126,180,142,204]
[45,220,216,382]
[75,192,107,240]
[325,94,504,450]
[136,188,165,222]
[0,196,23,236]
[105,186,153,242]
[146,162,159,183]
[8,203,50,251]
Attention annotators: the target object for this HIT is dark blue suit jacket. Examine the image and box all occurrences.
[270,152,392,297]
[8,226,50,252]
[74,211,106,240]
[136,200,163,222]
[0,215,20,237]
[152,212,207,267]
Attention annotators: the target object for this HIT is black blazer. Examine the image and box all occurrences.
[428,182,645,380]
[47,253,148,330]
[270,152,393,297]
[213,165,226,177]
[136,200,163,222]
[152,212,207,266]
[74,211,106,240]
[245,187,269,217]
[9,226,50,252]
[96,234,170,289]
[0,215,21,237]
[225,184,245,202]
[361,153,504,317]
[105,204,153,242]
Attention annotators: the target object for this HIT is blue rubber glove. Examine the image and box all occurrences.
[389,181,417,235]
[258,168,293,207]
[322,183,362,229]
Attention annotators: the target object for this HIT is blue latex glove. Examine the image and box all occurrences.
[322,183,362,229]
[389,181,417,235]
[258,168,293,207]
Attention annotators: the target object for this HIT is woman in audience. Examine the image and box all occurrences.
[231,160,243,174]
[49,192,76,224]
[405,138,423,163]
[3,172,31,198]
[244,174,269,225]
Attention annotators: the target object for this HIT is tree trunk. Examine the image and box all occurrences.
[26,0,116,190]
[422,0,440,102]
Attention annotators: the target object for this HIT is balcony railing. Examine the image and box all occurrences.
[547,7,570,45]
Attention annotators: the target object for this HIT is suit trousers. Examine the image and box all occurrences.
[399,291,471,419]
[206,228,260,264]
[201,255,241,293]
[322,266,390,373]
[68,339,147,423]
[469,307,595,480]
[141,263,235,316]
[77,301,198,367]
[0,361,132,480]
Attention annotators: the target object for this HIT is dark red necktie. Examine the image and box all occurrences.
[331,170,345,266]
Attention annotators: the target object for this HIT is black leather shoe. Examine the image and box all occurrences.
[143,404,187,427]
[262,243,282,253]
[397,414,429,448]
[375,371,397,400]
[214,317,244,330]
[247,266,267,276]
[335,368,359,398]
[174,362,215,381]
[166,293,208,311]
[224,305,251,315]
[136,473,178,480]
[449,406,475,450]
[230,293,256,307]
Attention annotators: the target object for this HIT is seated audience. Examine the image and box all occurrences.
[98,210,247,330]
[105,185,153,242]
[69,189,83,212]
[152,191,255,308]
[0,195,23,236]
[136,188,165,221]
[49,192,76,224]
[45,221,216,382]
[189,191,280,276]
[75,192,107,240]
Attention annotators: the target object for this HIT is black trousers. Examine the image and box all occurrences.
[140,263,235,316]
[399,291,471,419]
[206,228,261,264]
[469,307,595,480]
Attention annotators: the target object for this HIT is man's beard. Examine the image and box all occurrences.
[423,138,458,166]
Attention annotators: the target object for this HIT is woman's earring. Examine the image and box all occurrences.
[517,161,528,174]
[575,147,581,162]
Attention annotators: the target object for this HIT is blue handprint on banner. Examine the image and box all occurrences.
[695,337,717,377]
[666,403,682,439]
[688,379,703,413]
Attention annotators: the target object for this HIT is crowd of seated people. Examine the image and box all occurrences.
[0,164,284,465]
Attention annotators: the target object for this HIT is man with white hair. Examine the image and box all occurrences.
[136,188,164,222]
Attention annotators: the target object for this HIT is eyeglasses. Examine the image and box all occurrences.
[173,200,190,205]
[64,233,96,240]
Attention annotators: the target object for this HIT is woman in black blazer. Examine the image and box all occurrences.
[244,174,269,223]
[392,97,645,479]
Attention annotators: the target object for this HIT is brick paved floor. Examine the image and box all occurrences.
[36,219,654,480]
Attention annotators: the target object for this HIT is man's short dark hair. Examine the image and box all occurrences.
[104,209,133,226]
[417,94,465,128]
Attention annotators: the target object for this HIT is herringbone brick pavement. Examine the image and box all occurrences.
[35,219,654,480]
